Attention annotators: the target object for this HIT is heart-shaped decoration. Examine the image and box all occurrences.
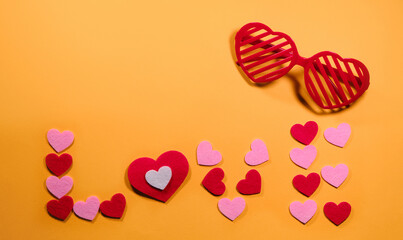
[304,52,370,109]
[218,197,246,221]
[47,129,74,153]
[100,193,126,219]
[289,200,317,224]
[292,173,320,197]
[47,196,74,221]
[45,153,72,176]
[235,23,370,109]
[290,145,317,169]
[235,22,298,83]
[197,141,222,166]
[236,169,261,195]
[321,164,348,188]
[128,151,189,202]
[46,176,73,199]
[145,166,172,190]
[202,168,226,196]
[324,202,351,226]
[73,196,100,221]
[290,121,318,145]
[324,123,351,147]
[245,139,269,166]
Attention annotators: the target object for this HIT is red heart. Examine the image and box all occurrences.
[304,51,370,109]
[235,22,298,83]
[46,153,72,176]
[236,169,261,195]
[324,202,351,225]
[128,151,189,202]
[100,193,126,218]
[202,168,226,196]
[292,172,320,197]
[290,121,318,145]
[47,196,74,220]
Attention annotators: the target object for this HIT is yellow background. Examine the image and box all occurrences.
[0,0,402,239]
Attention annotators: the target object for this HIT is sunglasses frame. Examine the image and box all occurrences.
[235,22,370,109]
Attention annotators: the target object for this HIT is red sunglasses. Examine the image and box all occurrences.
[235,22,370,109]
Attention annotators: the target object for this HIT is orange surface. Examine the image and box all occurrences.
[0,0,402,239]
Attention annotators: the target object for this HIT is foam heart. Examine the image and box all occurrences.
[236,169,261,195]
[73,196,100,221]
[324,123,351,147]
[289,145,317,169]
[46,176,73,199]
[290,121,318,145]
[202,168,226,196]
[218,197,246,221]
[197,141,222,166]
[321,164,348,188]
[324,202,351,226]
[292,173,320,197]
[145,166,172,190]
[128,151,189,202]
[100,193,126,219]
[45,153,72,176]
[245,139,269,166]
[47,196,74,221]
[289,200,317,224]
[47,129,74,153]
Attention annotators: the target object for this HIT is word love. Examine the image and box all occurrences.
[45,128,353,225]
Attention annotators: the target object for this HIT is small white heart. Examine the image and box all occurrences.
[145,166,172,190]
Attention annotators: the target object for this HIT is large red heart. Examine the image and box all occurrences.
[128,151,189,202]
[236,169,261,195]
[324,202,351,226]
[202,168,226,196]
[292,172,320,197]
[100,193,126,218]
[290,121,318,145]
[46,153,73,176]
[47,196,74,220]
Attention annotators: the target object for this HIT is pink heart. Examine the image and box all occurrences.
[46,176,73,199]
[321,164,349,188]
[47,129,74,153]
[289,200,317,224]
[289,145,317,169]
[197,141,222,166]
[245,139,269,166]
[324,123,351,147]
[218,197,245,221]
[73,196,100,221]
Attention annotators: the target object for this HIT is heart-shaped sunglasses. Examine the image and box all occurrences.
[235,22,370,109]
